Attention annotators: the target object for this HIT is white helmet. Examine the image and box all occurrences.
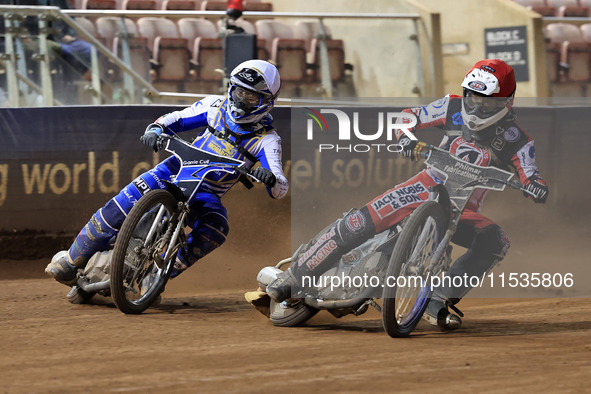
[227,60,281,124]
[461,59,516,135]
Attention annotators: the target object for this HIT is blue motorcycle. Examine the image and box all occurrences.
[66,133,261,314]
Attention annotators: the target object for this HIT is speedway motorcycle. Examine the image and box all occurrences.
[249,143,535,337]
[62,133,261,314]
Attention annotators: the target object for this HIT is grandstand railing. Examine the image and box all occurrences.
[1,5,425,107]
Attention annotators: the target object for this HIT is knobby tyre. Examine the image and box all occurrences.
[269,299,318,327]
[382,201,447,337]
[111,189,179,314]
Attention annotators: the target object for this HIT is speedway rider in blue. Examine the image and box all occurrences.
[46,60,289,285]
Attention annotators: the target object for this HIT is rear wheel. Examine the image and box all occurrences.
[382,201,447,337]
[111,189,179,314]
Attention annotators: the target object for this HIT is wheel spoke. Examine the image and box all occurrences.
[382,202,447,337]
[110,191,179,314]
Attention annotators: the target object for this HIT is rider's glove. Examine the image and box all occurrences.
[523,176,548,204]
[252,167,276,188]
[398,136,425,161]
[140,124,164,152]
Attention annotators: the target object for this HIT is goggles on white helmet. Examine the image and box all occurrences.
[463,89,512,119]
[227,60,281,124]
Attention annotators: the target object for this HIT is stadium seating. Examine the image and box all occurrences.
[177,18,223,81]
[200,0,225,11]
[294,20,346,83]
[95,17,151,80]
[513,0,557,16]
[255,20,307,83]
[579,22,591,39]
[120,0,160,10]
[62,4,351,96]
[74,17,97,37]
[545,23,591,95]
[513,0,591,17]
[161,0,202,10]
[580,0,591,13]
[79,0,117,10]
[137,17,190,85]
[200,0,271,21]
[547,0,589,17]
[200,0,272,12]
[243,1,272,12]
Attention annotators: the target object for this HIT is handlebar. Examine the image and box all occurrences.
[235,165,264,184]
[394,141,533,196]
[158,133,265,184]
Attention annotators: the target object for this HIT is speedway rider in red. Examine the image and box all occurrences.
[266,59,548,330]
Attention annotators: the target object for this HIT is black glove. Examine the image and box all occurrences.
[140,125,164,152]
[398,136,419,161]
[523,177,548,204]
[252,167,276,188]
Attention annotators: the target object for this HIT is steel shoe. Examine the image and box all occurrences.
[266,270,297,303]
[45,251,79,286]
[423,298,462,330]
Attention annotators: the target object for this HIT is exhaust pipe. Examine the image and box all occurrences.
[78,278,111,293]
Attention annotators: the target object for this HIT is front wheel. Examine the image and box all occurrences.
[382,201,447,337]
[111,189,180,314]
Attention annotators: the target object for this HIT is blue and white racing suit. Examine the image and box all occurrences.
[66,96,289,277]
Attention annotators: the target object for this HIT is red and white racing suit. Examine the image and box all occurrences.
[291,95,547,301]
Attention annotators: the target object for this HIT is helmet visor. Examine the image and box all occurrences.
[463,89,509,117]
[230,85,264,112]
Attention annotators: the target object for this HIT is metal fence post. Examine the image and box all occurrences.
[89,45,101,105]
[36,14,54,106]
[317,17,333,99]
[3,13,20,107]
[119,17,134,104]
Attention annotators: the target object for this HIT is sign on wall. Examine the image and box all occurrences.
[484,26,529,82]
[0,106,291,233]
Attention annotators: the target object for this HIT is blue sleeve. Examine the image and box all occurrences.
[156,99,211,134]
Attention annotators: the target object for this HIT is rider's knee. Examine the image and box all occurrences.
[336,207,375,246]
[473,224,510,259]
[186,213,229,262]
[171,214,229,278]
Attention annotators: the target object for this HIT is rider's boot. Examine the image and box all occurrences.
[46,206,121,286]
[45,251,82,286]
[267,208,376,303]
[423,296,462,330]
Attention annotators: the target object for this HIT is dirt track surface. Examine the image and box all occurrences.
[3,187,591,393]
[2,259,591,393]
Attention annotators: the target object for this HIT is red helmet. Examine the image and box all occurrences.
[460,59,516,133]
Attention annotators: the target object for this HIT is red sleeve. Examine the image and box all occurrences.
[394,95,459,140]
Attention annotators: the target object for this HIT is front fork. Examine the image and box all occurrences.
[153,201,189,275]
[426,185,457,277]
